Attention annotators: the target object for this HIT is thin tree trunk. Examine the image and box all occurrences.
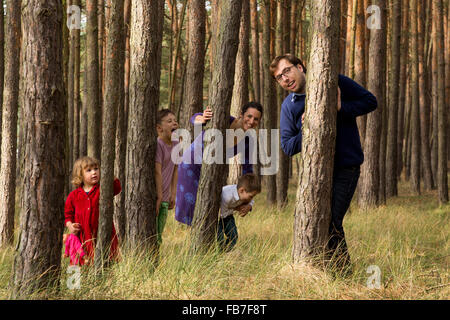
[98,0,104,112]
[397,0,409,179]
[348,0,357,78]
[67,0,75,188]
[0,0,21,247]
[169,0,188,110]
[261,0,277,205]
[340,0,347,74]
[191,0,242,253]
[276,0,289,208]
[293,0,340,264]
[418,0,434,190]
[410,0,421,194]
[345,0,353,75]
[12,0,65,297]
[96,0,124,270]
[386,0,401,197]
[73,0,81,163]
[250,0,261,103]
[434,0,449,203]
[126,0,164,252]
[86,0,101,160]
[114,0,131,245]
[404,76,412,181]
[431,7,438,183]
[358,0,386,209]
[355,0,367,144]
[228,0,250,185]
[179,0,206,133]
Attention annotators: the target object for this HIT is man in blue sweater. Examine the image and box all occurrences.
[270,54,377,271]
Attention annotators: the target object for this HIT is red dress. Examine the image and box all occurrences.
[64,179,121,264]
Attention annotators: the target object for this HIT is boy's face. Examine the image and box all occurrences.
[157,113,178,139]
[237,187,259,203]
[82,165,99,187]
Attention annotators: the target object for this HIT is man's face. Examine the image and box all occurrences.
[273,58,306,94]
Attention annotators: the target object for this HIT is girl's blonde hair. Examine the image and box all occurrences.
[71,156,100,187]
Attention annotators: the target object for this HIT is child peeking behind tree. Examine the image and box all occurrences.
[218,173,261,251]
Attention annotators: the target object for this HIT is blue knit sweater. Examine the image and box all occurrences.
[280,74,378,168]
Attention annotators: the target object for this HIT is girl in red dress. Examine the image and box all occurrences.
[64,156,121,265]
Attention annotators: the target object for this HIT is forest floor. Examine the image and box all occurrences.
[0,176,448,300]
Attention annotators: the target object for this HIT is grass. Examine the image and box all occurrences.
[0,177,448,300]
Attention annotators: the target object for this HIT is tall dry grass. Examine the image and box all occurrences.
[0,178,448,299]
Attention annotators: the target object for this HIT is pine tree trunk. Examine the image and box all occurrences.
[12,0,65,297]
[228,0,250,185]
[293,0,340,264]
[0,0,21,247]
[345,0,353,75]
[73,0,81,163]
[67,1,75,184]
[180,0,206,133]
[125,0,164,251]
[358,0,386,209]
[355,0,367,145]
[418,0,434,190]
[191,0,242,253]
[410,0,421,194]
[250,0,261,103]
[261,0,277,205]
[397,0,409,179]
[86,0,101,160]
[434,0,449,203]
[114,0,131,245]
[386,0,401,197]
[276,0,289,209]
[340,0,347,74]
[431,8,438,183]
[96,0,124,269]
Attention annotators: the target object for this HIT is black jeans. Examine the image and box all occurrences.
[327,165,360,266]
[217,215,238,251]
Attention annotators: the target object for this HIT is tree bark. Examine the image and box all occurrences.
[96,0,124,270]
[73,0,81,163]
[191,0,242,253]
[67,0,75,187]
[276,0,289,209]
[418,0,434,190]
[261,0,277,205]
[12,0,65,297]
[180,0,206,133]
[433,0,449,203]
[410,0,421,194]
[358,0,386,209]
[250,0,261,103]
[397,0,409,179]
[0,0,21,247]
[293,0,340,264]
[114,0,131,245]
[125,0,164,252]
[386,0,401,197]
[228,0,250,185]
[86,0,101,160]
[355,0,367,145]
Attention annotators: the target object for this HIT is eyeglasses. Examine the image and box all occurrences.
[275,65,295,82]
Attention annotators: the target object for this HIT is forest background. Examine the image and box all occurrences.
[0,0,448,299]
